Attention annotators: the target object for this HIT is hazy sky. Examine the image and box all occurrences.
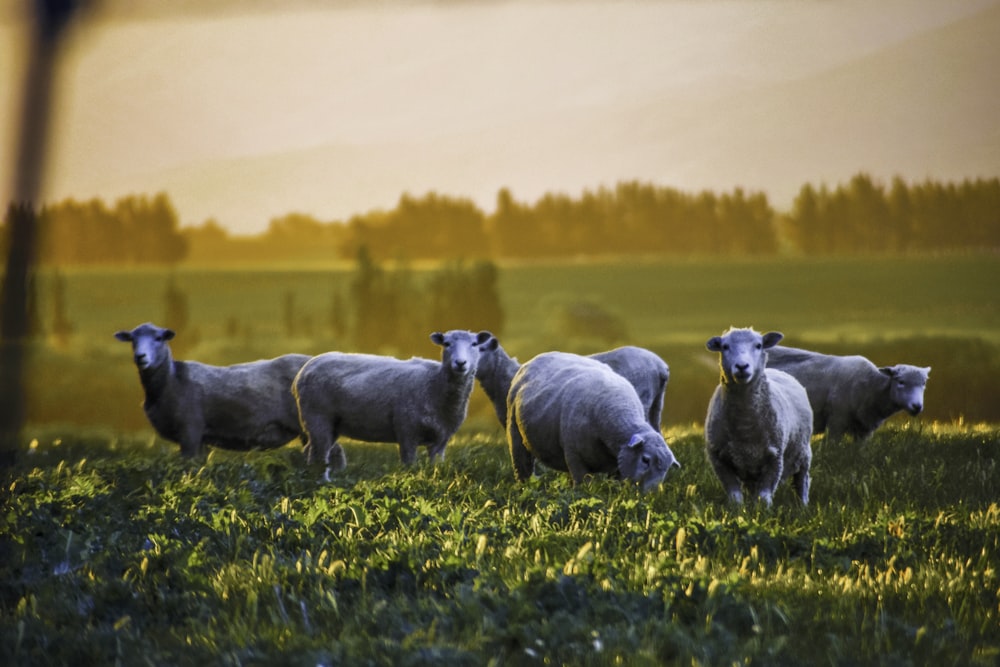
[3,0,999,234]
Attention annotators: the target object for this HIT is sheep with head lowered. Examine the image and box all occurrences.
[506,351,680,492]
[705,327,812,506]
[766,345,930,441]
[292,330,494,477]
[114,322,309,456]
[475,340,669,430]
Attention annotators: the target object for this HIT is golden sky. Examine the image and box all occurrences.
[3,0,999,234]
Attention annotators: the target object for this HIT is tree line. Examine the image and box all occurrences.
[4,173,998,265]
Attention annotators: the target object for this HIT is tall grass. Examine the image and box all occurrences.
[2,424,997,665]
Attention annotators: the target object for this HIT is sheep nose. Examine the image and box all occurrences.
[735,363,749,373]
[135,353,146,364]
[910,402,923,415]
[454,359,467,372]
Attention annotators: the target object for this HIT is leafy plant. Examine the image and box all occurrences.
[1,424,998,665]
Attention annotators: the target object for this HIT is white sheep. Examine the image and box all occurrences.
[590,346,670,429]
[766,345,931,441]
[506,351,680,492]
[704,327,813,506]
[475,340,669,430]
[292,330,494,476]
[114,322,309,456]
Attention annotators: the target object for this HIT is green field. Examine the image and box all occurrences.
[22,253,1000,429]
[2,425,998,665]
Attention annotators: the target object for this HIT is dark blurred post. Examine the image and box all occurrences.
[0,0,85,467]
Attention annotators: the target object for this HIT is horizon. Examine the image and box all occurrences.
[3,0,999,234]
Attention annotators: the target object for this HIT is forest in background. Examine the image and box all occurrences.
[3,173,998,266]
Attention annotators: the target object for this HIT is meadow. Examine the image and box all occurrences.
[3,253,998,664]
[22,252,1000,429]
[1,424,998,665]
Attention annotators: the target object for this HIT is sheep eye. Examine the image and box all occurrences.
[721,344,730,351]
[755,343,762,350]
[641,454,651,466]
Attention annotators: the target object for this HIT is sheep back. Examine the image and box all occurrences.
[167,354,310,451]
[590,346,670,429]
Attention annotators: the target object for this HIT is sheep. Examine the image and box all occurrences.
[704,327,813,506]
[590,346,670,429]
[114,322,309,456]
[475,340,669,430]
[506,351,680,492]
[292,330,494,476]
[766,345,931,441]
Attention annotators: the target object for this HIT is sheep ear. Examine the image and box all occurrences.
[706,337,723,352]
[475,331,494,346]
[762,332,783,348]
[114,331,133,342]
[429,332,445,346]
[626,434,644,449]
[923,366,931,376]
[878,366,896,377]
[477,332,498,350]
[162,329,176,341]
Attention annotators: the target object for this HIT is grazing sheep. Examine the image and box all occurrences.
[590,346,670,430]
[705,328,812,506]
[475,341,669,430]
[114,322,309,456]
[766,345,931,441]
[293,330,494,475]
[506,351,680,492]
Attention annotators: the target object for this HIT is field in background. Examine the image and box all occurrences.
[21,253,1000,430]
[2,425,997,665]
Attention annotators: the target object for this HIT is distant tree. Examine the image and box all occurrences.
[163,275,196,353]
[50,269,73,347]
[488,188,539,259]
[425,260,504,335]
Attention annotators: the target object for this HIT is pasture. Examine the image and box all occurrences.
[2,424,998,665]
[21,253,1000,429]
[3,254,999,664]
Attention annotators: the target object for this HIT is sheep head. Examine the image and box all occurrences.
[114,322,175,371]
[706,327,782,386]
[430,329,495,377]
[879,364,931,416]
[618,432,680,493]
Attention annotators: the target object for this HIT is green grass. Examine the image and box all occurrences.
[2,424,998,666]
[22,253,1000,428]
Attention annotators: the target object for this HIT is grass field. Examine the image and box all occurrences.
[2,424,998,666]
[21,253,1000,429]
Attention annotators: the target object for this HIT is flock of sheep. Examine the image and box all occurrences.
[114,322,930,505]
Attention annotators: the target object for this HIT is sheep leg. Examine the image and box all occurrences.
[792,467,810,506]
[756,459,783,507]
[325,440,347,473]
[564,453,590,486]
[427,438,448,463]
[399,439,419,466]
[648,390,665,431]
[709,453,745,504]
[178,422,204,458]
[507,425,535,482]
[299,412,333,465]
